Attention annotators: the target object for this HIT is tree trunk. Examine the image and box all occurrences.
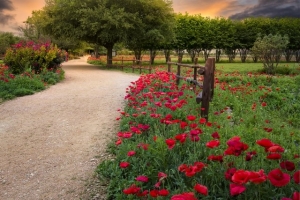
[105,44,113,65]
[215,49,221,62]
[134,50,142,65]
[176,49,184,61]
[203,49,211,61]
[284,49,294,62]
[226,49,236,63]
[150,49,156,65]
[295,50,300,62]
[239,49,248,63]
[164,49,171,63]
[94,45,100,58]
[187,49,196,63]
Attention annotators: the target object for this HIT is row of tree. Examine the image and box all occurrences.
[13,0,300,63]
[174,15,300,63]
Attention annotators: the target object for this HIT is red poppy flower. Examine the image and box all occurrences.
[184,166,198,177]
[187,115,196,121]
[207,155,223,162]
[206,140,220,148]
[119,162,130,168]
[178,164,188,172]
[206,122,212,127]
[189,123,198,128]
[175,133,188,143]
[225,168,237,180]
[294,170,300,184]
[171,192,197,200]
[123,184,140,195]
[211,132,220,139]
[127,151,136,156]
[180,121,188,129]
[158,172,168,179]
[232,170,251,185]
[230,183,246,196]
[267,153,282,160]
[281,197,292,200]
[245,151,257,161]
[194,183,208,196]
[280,161,295,171]
[150,189,159,197]
[193,161,206,172]
[158,189,169,196]
[249,169,267,184]
[268,168,290,187]
[115,138,122,146]
[256,138,274,148]
[268,145,284,153]
[136,190,148,197]
[261,102,267,107]
[199,118,207,124]
[293,192,300,200]
[166,138,176,149]
[136,175,149,182]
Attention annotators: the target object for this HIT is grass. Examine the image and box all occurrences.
[0,65,65,102]
[94,55,300,199]
[88,55,300,76]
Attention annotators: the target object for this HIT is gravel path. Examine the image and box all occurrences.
[0,57,138,200]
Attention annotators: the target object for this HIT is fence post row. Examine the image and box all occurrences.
[167,57,215,120]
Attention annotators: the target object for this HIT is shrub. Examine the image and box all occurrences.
[4,40,64,74]
[251,34,289,75]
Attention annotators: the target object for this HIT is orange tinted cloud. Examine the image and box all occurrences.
[172,0,252,18]
[2,0,45,34]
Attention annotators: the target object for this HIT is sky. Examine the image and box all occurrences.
[1,0,300,34]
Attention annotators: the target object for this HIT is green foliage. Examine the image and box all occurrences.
[251,34,289,74]
[4,41,64,74]
[0,32,21,55]
[0,75,45,100]
[0,64,64,101]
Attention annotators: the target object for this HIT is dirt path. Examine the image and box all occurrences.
[0,57,138,200]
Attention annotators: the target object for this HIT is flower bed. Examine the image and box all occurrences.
[98,68,300,199]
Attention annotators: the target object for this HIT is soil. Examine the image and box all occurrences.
[0,56,139,200]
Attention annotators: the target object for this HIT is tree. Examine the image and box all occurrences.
[212,17,235,62]
[251,34,289,74]
[111,0,175,64]
[0,32,20,55]
[277,18,300,62]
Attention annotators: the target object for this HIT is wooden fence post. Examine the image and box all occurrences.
[201,58,214,120]
[176,57,182,85]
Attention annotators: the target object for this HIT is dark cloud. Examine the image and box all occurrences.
[0,0,14,25]
[0,13,14,25]
[230,0,300,20]
[0,0,14,11]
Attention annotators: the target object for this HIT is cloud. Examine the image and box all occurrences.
[0,0,14,10]
[0,0,14,25]
[172,0,258,18]
[230,0,300,19]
